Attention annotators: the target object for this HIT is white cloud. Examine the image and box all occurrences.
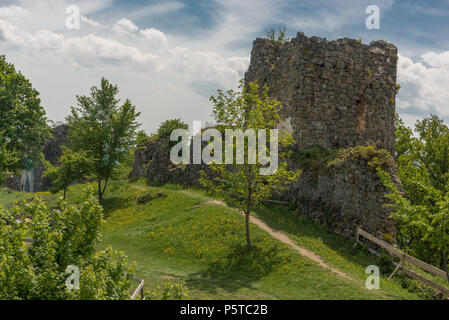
[0,2,249,133]
[397,52,449,119]
[81,16,103,29]
[112,18,138,33]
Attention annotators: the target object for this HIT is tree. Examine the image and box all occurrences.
[154,119,189,140]
[0,55,50,180]
[43,147,93,199]
[0,187,135,299]
[66,78,141,203]
[199,81,301,251]
[379,114,449,274]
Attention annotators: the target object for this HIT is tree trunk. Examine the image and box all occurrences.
[102,178,109,196]
[245,186,253,251]
[245,210,252,251]
[442,250,449,283]
[63,187,67,200]
[98,179,103,204]
[441,216,449,282]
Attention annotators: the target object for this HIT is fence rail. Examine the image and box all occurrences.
[130,277,145,300]
[356,228,449,295]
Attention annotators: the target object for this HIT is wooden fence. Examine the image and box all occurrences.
[130,277,145,300]
[356,228,449,295]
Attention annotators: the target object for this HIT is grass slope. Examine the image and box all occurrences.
[0,181,423,300]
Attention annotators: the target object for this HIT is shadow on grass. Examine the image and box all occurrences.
[185,242,283,295]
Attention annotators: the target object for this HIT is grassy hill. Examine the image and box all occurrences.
[0,181,428,299]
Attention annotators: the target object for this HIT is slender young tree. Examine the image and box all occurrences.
[66,78,141,203]
[43,147,93,199]
[200,81,301,251]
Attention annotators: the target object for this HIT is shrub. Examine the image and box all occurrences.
[266,25,289,46]
[0,186,135,300]
[145,279,190,300]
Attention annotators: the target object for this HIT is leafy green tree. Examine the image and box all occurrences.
[136,130,150,145]
[66,78,141,203]
[43,147,94,199]
[0,55,50,179]
[200,81,301,251]
[0,187,135,299]
[154,118,189,140]
[379,114,449,274]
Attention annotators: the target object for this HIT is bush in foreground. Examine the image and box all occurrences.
[0,187,135,300]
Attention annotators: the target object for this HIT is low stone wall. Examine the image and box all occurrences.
[129,137,207,186]
[296,157,397,239]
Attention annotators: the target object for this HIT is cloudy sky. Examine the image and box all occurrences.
[1,0,448,132]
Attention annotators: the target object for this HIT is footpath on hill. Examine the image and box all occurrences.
[134,186,354,281]
[201,198,354,281]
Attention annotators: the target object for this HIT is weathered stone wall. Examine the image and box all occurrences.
[245,32,397,154]
[129,137,207,186]
[245,32,399,239]
[296,157,398,239]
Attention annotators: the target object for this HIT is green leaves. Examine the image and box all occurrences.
[200,81,301,250]
[0,187,135,300]
[0,55,50,176]
[154,118,189,140]
[66,77,141,201]
[379,114,449,268]
[43,147,94,198]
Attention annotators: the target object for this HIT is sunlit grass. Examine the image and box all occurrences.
[0,180,424,299]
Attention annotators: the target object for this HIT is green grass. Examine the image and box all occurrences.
[0,181,425,300]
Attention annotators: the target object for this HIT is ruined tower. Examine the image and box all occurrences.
[245,32,399,239]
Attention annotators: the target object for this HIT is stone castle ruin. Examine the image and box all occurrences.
[7,32,400,240]
[129,32,400,240]
[244,32,399,239]
[245,32,397,153]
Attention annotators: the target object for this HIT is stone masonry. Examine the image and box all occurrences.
[244,32,399,239]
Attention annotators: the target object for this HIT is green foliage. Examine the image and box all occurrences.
[296,146,337,174]
[379,114,449,271]
[0,55,50,177]
[66,77,141,202]
[136,130,149,146]
[154,118,189,140]
[145,279,190,300]
[375,251,395,275]
[0,187,135,299]
[395,83,401,95]
[266,25,289,46]
[200,80,301,250]
[0,181,423,299]
[43,147,94,199]
[329,145,394,170]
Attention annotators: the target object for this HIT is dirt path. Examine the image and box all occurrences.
[204,200,353,280]
[136,187,353,280]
